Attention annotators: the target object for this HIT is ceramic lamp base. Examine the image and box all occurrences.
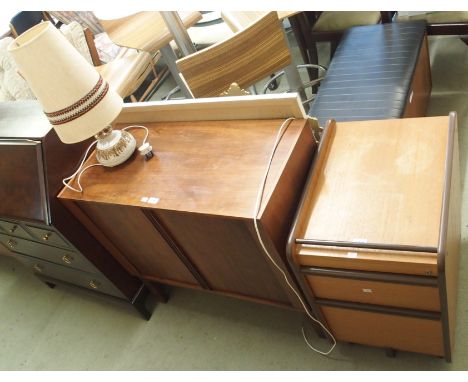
[95,126,136,167]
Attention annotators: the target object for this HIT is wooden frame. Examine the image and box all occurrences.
[117,93,306,124]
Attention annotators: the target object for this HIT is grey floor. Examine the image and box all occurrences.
[0,31,467,370]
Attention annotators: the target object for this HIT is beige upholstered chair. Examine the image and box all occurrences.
[397,12,468,44]
[175,12,324,104]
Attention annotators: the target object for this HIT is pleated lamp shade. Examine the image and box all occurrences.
[8,21,122,144]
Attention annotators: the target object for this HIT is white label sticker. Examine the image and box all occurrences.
[362,288,373,293]
[347,252,358,258]
[140,196,160,205]
[352,238,368,243]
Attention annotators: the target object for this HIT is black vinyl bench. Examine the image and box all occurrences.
[308,21,431,126]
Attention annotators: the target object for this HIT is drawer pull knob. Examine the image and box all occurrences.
[33,264,43,273]
[7,239,17,249]
[89,280,100,289]
[362,288,373,293]
[9,225,18,233]
[42,233,52,241]
[62,255,73,264]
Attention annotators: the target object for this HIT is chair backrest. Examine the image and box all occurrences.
[97,11,202,53]
[9,11,54,37]
[176,12,291,98]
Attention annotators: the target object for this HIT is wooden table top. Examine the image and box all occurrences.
[59,118,309,219]
[296,116,450,249]
[221,11,299,32]
[98,11,202,53]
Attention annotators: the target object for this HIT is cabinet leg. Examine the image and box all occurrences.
[132,283,171,320]
[45,281,56,289]
[133,287,152,321]
[385,348,397,358]
[144,281,169,303]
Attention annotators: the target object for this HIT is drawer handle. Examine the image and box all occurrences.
[33,264,44,273]
[9,225,18,234]
[7,239,17,249]
[89,280,100,290]
[42,233,52,241]
[62,255,73,264]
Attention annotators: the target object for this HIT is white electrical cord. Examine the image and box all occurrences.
[253,117,337,356]
[62,125,150,193]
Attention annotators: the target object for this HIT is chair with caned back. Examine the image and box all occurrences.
[175,12,324,106]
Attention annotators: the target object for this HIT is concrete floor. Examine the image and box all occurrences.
[0,32,467,370]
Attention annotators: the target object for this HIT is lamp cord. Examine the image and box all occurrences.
[253,117,336,356]
[62,125,149,193]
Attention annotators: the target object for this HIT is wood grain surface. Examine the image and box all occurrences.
[297,116,449,248]
[59,119,307,218]
[116,94,306,124]
[307,274,441,311]
[221,11,299,32]
[320,305,444,356]
[98,11,202,53]
[176,12,291,97]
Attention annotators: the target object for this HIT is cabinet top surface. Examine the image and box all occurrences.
[59,119,309,218]
[297,116,451,248]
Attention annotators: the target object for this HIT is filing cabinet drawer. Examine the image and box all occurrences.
[0,233,97,273]
[0,220,32,240]
[14,252,125,299]
[26,225,71,249]
[306,274,440,311]
[320,305,444,356]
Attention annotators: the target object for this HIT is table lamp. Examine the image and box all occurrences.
[8,21,137,167]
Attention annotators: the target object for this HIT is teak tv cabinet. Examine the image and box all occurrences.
[287,114,461,361]
[59,95,316,310]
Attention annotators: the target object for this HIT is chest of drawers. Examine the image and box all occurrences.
[287,114,461,361]
[0,101,155,318]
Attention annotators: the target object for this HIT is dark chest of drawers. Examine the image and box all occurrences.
[0,101,154,318]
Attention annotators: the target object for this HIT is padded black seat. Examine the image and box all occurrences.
[309,21,428,126]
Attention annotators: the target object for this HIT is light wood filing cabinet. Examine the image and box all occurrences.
[287,114,461,360]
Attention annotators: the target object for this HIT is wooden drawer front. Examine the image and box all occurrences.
[296,247,438,277]
[0,233,97,273]
[0,220,32,240]
[14,253,125,299]
[306,275,440,311]
[26,225,71,249]
[321,305,444,356]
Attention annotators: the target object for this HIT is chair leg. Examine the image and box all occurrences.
[138,67,169,102]
[330,40,339,60]
[289,13,319,83]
